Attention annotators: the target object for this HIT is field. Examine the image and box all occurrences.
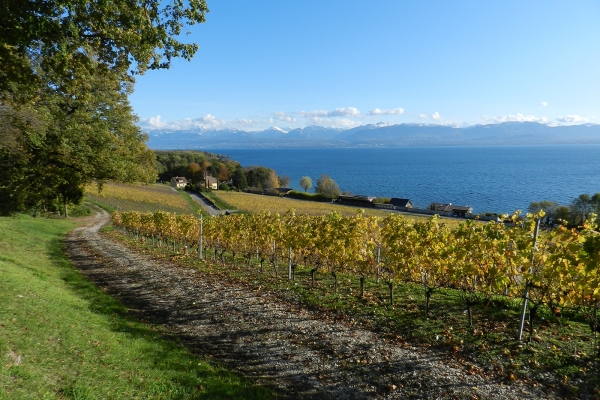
[0,215,271,399]
[212,191,389,216]
[211,190,465,226]
[85,182,198,214]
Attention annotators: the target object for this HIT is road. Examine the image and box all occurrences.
[188,191,228,216]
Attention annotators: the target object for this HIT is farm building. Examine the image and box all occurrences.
[338,194,376,207]
[428,203,473,218]
[204,176,218,190]
[170,176,188,189]
[390,198,413,208]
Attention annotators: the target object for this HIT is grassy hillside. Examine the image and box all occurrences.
[85,182,199,215]
[211,191,392,217]
[211,190,463,226]
[0,215,271,399]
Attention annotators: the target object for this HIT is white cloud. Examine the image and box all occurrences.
[272,111,297,123]
[368,107,404,116]
[540,101,548,107]
[556,115,589,123]
[330,107,361,117]
[419,114,427,120]
[196,114,227,129]
[140,114,249,130]
[484,113,548,123]
[304,116,362,129]
[231,118,263,128]
[145,115,169,129]
[431,112,442,121]
[299,107,361,118]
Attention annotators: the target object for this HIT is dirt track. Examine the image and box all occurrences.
[65,209,550,399]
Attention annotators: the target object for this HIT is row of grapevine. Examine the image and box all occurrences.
[111,209,600,335]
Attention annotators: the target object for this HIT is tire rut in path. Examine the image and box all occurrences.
[65,209,549,399]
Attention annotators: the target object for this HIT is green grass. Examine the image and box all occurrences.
[68,204,93,217]
[85,198,117,213]
[110,229,600,396]
[0,216,273,399]
[180,191,203,216]
[199,190,235,211]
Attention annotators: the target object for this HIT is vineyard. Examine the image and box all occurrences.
[111,208,600,389]
[85,182,193,214]
[112,209,600,328]
[211,190,394,218]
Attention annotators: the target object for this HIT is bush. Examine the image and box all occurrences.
[286,190,330,202]
[219,183,230,191]
[69,204,93,217]
[373,197,391,204]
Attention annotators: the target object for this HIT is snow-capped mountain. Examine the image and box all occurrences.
[145,122,600,149]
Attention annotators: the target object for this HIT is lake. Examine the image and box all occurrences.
[212,145,600,214]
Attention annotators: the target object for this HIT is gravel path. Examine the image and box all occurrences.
[65,209,551,399]
[188,191,224,216]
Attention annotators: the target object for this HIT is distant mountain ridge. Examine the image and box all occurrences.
[146,122,600,149]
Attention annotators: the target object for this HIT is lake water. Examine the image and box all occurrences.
[213,145,600,214]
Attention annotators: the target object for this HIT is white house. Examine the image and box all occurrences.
[170,176,188,189]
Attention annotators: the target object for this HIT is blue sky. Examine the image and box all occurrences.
[131,0,600,131]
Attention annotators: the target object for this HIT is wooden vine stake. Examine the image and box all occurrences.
[517,217,541,341]
[198,214,203,260]
[376,245,381,284]
[288,247,293,280]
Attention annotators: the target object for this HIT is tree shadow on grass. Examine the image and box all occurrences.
[49,235,273,400]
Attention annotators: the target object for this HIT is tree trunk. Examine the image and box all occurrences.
[272,242,278,278]
[332,271,337,291]
[528,304,538,343]
[359,276,365,298]
[425,288,433,316]
[311,268,317,288]
[594,301,599,356]
[388,281,394,305]
[467,302,473,328]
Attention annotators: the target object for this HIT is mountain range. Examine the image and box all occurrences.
[145,122,600,149]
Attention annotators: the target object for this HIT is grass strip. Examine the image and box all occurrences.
[0,216,272,400]
[198,190,235,211]
[180,191,203,216]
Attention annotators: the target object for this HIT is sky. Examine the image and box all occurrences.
[131,0,600,132]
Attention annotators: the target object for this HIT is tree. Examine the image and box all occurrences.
[528,200,559,226]
[185,163,203,184]
[0,64,156,215]
[232,166,248,190]
[571,194,592,226]
[315,174,340,199]
[1,0,209,100]
[244,166,277,189]
[554,206,571,224]
[217,164,230,183]
[278,175,290,188]
[592,193,600,226]
[300,176,312,193]
[0,0,208,214]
